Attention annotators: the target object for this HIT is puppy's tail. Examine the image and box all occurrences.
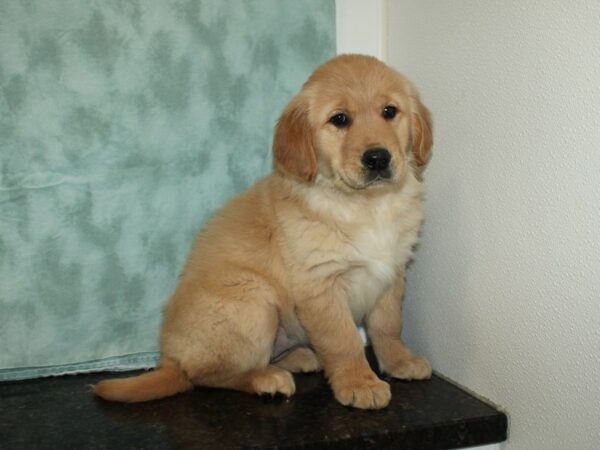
[92,357,193,402]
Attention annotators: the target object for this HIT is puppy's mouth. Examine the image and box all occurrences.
[336,169,395,190]
[364,168,393,186]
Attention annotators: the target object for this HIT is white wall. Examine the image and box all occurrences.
[335,0,387,59]
[387,1,600,449]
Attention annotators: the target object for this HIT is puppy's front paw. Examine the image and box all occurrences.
[386,355,432,380]
[332,372,391,409]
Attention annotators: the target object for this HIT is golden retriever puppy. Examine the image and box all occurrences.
[94,54,433,409]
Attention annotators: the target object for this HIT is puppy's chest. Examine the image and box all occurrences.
[342,207,419,321]
[298,194,423,322]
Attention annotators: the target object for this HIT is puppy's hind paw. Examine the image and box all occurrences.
[248,366,296,397]
[274,347,322,373]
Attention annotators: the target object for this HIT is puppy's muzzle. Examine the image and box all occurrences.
[362,147,392,181]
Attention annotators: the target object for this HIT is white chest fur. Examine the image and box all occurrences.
[298,175,424,323]
[344,192,423,322]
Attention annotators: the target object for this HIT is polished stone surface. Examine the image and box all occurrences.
[0,350,506,449]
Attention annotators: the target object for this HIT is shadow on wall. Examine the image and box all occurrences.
[404,173,484,371]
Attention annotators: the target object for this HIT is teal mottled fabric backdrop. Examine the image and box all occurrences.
[0,0,335,380]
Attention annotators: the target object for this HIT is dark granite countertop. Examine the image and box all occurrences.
[0,349,506,449]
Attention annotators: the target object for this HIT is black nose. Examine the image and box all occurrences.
[361,148,391,172]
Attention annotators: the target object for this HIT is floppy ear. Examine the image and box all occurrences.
[411,96,433,173]
[273,97,317,183]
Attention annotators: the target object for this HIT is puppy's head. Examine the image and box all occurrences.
[273,55,433,190]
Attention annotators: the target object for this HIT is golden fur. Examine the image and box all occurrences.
[94,55,434,409]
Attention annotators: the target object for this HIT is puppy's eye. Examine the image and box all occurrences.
[329,112,350,128]
[382,105,397,120]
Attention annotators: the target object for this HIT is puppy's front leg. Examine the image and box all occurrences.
[366,273,432,380]
[297,291,391,409]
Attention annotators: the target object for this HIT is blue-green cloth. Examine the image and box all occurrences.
[0,0,335,381]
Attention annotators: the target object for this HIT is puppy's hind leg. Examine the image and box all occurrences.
[221,365,296,397]
[274,347,322,373]
[165,271,294,397]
